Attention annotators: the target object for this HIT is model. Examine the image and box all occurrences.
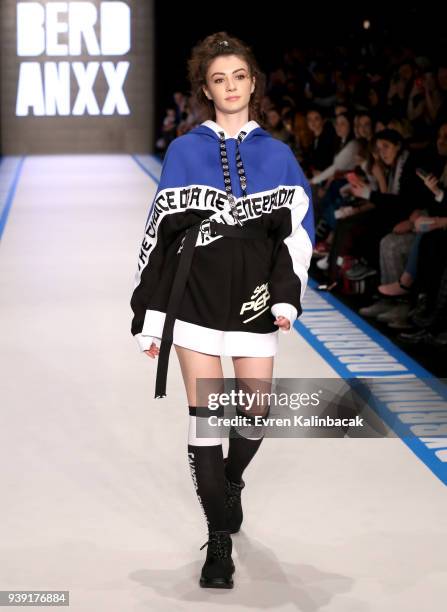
[130,31,314,588]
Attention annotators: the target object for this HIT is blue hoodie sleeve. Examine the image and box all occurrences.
[130,140,187,351]
[268,148,315,330]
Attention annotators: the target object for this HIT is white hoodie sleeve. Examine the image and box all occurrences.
[135,334,161,352]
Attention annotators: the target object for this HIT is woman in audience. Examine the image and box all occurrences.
[323,129,428,284]
[310,112,360,186]
[377,124,447,299]
[265,106,296,146]
[359,125,447,323]
[305,107,338,176]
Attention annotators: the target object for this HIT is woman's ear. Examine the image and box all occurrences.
[251,76,256,94]
[202,85,212,101]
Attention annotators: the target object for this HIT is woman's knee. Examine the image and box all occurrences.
[231,355,273,417]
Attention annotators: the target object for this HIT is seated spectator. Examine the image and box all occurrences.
[322,129,430,283]
[292,111,313,165]
[266,67,288,106]
[374,117,388,133]
[304,107,338,176]
[261,94,275,115]
[266,107,296,147]
[368,84,389,126]
[155,107,178,155]
[173,91,188,124]
[310,112,360,185]
[387,60,415,119]
[304,62,337,109]
[377,124,447,299]
[407,69,438,148]
[387,117,414,141]
[314,136,386,262]
[354,112,374,141]
[428,62,447,124]
[397,226,447,347]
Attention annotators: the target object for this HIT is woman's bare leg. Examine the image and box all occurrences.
[224,355,274,485]
[174,345,224,405]
[232,355,274,393]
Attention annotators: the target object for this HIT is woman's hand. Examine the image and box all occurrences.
[334,206,356,219]
[144,342,160,359]
[393,220,413,234]
[350,179,371,199]
[409,209,423,223]
[417,171,443,197]
[274,316,291,331]
[414,216,438,233]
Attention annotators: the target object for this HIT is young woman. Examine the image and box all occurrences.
[130,32,314,589]
[305,107,338,175]
[309,112,360,186]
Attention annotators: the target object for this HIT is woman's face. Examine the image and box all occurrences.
[202,54,255,117]
[267,110,281,128]
[357,115,373,140]
[307,111,323,135]
[335,115,350,139]
[376,139,400,166]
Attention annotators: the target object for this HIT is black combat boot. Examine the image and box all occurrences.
[223,457,245,534]
[199,529,235,588]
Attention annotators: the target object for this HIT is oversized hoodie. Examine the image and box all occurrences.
[130,119,315,357]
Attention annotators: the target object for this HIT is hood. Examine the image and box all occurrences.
[188,119,270,143]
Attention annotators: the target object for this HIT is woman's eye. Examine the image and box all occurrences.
[237,74,246,80]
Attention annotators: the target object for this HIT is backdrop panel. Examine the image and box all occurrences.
[0,0,154,154]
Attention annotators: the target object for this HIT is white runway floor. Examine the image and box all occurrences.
[1,155,446,611]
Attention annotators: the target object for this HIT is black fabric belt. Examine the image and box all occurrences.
[154,219,268,398]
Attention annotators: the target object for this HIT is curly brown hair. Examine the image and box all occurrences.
[186,31,266,127]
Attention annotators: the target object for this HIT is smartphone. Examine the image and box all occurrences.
[416,168,429,179]
[354,165,367,179]
[354,166,369,184]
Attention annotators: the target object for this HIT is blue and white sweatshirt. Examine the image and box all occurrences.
[130,119,315,356]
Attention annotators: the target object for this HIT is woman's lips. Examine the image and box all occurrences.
[226,96,240,101]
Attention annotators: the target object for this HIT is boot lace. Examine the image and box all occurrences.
[200,530,231,559]
[224,478,245,511]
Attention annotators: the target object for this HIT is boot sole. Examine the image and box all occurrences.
[200,563,235,589]
[199,577,234,588]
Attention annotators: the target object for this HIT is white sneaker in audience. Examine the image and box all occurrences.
[316,255,329,271]
[358,299,392,318]
[376,303,410,323]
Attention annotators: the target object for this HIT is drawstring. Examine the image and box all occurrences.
[218,130,248,226]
